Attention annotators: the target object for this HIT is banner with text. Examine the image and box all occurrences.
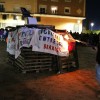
[30,29,69,56]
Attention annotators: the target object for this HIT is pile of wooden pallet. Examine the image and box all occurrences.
[8,53,15,65]
[7,25,79,73]
[60,50,79,72]
[14,47,53,73]
[8,48,78,73]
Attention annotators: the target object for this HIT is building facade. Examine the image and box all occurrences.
[0,0,86,33]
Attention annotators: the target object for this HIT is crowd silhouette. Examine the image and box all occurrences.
[0,28,8,41]
[0,27,100,48]
[70,32,100,47]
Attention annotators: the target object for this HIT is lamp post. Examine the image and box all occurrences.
[90,22,94,31]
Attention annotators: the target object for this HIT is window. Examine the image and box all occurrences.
[13,15,19,20]
[40,8,46,14]
[65,0,71,2]
[51,0,58,2]
[0,23,6,28]
[51,6,58,14]
[39,5,47,14]
[0,3,5,12]
[64,7,71,14]
[2,14,8,20]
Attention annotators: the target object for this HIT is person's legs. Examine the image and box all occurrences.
[96,64,100,98]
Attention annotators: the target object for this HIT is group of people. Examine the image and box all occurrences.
[0,28,8,41]
[71,32,100,98]
[71,32,99,47]
[0,28,100,97]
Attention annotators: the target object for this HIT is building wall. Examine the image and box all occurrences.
[3,0,37,12]
[35,0,85,33]
[1,0,86,16]
[37,0,85,17]
[36,16,82,33]
[0,0,86,33]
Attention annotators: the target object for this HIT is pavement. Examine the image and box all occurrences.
[0,41,99,100]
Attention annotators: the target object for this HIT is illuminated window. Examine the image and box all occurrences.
[13,15,19,20]
[39,5,47,14]
[0,23,6,28]
[51,0,58,2]
[65,0,71,2]
[64,7,71,14]
[51,6,58,14]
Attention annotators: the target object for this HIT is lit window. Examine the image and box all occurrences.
[39,5,47,14]
[77,20,81,24]
[64,7,71,14]
[0,23,6,28]
[51,6,58,14]
[65,0,71,2]
[13,15,19,20]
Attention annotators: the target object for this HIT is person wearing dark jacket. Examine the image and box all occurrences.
[96,43,100,65]
[96,34,100,98]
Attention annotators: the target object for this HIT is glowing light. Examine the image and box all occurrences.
[90,22,94,30]
[64,34,69,40]
[91,22,94,27]
[5,19,25,26]
[77,20,80,24]
[61,23,74,32]
[16,16,19,20]
[51,7,57,11]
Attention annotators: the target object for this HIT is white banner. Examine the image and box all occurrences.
[30,29,69,56]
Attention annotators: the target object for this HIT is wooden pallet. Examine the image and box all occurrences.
[14,47,53,73]
[8,53,15,65]
[8,46,79,73]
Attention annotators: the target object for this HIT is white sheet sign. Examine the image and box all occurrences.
[30,29,69,56]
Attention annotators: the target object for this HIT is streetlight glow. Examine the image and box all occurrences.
[91,22,94,27]
[90,22,94,30]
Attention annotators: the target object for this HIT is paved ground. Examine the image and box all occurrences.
[0,41,99,100]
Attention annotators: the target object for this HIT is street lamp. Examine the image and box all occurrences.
[90,22,94,30]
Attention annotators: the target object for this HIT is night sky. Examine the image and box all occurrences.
[84,0,100,30]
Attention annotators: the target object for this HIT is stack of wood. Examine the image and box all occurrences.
[60,51,78,72]
[14,47,53,73]
[7,25,79,73]
[8,47,78,73]
[8,53,15,65]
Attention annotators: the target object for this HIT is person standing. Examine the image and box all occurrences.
[96,34,100,98]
